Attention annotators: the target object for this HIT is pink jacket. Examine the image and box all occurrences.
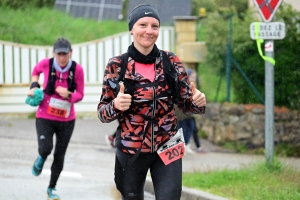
[32,58,84,121]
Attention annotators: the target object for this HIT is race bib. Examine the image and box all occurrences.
[47,97,71,118]
[157,128,185,165]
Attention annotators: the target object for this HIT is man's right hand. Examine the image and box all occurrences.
[113,83,132,111]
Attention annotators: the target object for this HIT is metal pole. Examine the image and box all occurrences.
[226,43,231,102]
[265,40,274,165]
[226,15,233,102]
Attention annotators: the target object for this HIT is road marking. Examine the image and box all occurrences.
[42,169,82,178]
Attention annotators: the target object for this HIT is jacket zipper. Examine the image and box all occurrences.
[151,85,156,153]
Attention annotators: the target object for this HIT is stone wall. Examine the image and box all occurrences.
[195,103,300,148]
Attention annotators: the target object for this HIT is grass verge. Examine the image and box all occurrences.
[182,160,300,200]
[0,6,128,45]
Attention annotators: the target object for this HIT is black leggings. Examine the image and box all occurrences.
[115,148,182,200]
[35,118,75,188]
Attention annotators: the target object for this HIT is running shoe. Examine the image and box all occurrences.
[105,135,116,148]
[196,147,207,153]
[185,144,195,154]
[47,187,60,200]
[32,155,46,176]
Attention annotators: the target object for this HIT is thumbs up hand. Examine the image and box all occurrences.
[190,82,206,107]
[113,83,132,111]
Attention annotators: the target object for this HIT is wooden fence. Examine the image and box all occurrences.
[0,27,174,114]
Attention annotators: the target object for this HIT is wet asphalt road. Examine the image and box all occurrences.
[0,117,155,200]
[1,116,300,200]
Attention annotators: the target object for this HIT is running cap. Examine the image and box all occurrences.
[128,4,160,31]
[53,37,71,54]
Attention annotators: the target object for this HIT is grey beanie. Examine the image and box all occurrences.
[128,4,160,31]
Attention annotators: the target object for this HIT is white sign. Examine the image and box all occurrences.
[265,41,274,52]
[250,22,285,40]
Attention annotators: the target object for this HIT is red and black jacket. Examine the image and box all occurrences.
[97,51,205,154]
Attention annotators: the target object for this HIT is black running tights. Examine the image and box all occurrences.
[115,148,182,200]
[35,118,75,188]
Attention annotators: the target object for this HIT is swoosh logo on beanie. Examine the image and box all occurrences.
[145,12,152,14]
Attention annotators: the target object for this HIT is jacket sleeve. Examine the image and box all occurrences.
[173,54,205,115]
[97,57,122,123]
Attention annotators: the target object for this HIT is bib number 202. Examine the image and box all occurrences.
[158,142,185,165]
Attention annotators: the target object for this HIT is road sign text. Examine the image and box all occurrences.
[250,22,286,40]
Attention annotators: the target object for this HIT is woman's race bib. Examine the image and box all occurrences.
[47,97,71,118]
[157,128,185,165]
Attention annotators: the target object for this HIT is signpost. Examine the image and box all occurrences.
[251,0,284,165]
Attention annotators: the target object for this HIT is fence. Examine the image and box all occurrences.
[0,26,174,114]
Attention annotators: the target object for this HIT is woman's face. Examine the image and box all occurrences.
[54,51,72,67]
[131,17,159,52]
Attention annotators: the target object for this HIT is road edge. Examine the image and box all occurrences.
[144,177,229,200]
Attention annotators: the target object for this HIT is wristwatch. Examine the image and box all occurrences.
[67,91,72,99]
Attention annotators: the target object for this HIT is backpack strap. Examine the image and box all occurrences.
[44,58,56,94]
[118,53,135,95]
[108,53,130,96]
[67,61,77,92]
[161,50,180,105]
[118,53,128,83]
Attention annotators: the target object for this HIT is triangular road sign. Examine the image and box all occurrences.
[253,0,283,22]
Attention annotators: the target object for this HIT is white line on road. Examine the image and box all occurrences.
[42,169,82,178]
